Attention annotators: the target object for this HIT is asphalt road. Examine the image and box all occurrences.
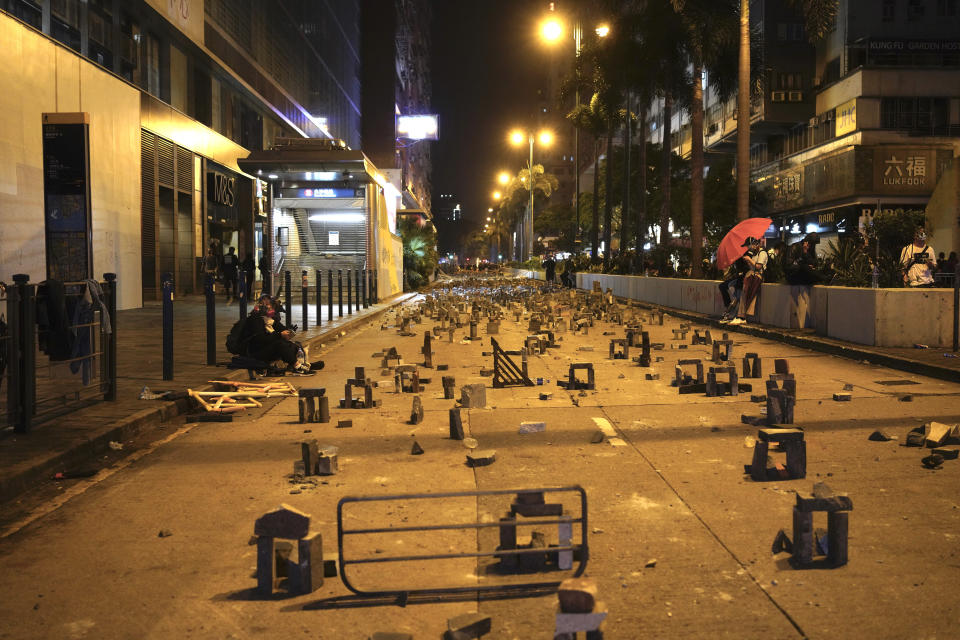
[1,281,958,640]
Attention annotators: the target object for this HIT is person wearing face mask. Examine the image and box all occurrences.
[899,228,937,288]
[242,295,314,374]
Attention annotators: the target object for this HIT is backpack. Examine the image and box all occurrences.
[225,318,248,355]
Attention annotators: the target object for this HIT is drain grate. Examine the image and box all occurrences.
[874,380,921,386]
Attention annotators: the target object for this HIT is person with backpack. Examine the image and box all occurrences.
[227,296,321,375]
[728,237,768,326]
[899,228,937,288]
[718,254,750,322]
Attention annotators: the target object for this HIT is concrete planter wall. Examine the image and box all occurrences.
[554,272,956,348]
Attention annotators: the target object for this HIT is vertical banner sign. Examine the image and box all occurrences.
[42,113,93,282]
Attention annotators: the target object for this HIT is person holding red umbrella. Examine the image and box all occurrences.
[728,237,768,326]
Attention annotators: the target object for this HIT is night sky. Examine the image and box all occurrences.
[432,0,550,247]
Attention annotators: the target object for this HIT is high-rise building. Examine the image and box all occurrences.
[0,0,364,307]
[648,0,960,249]
[361,0,433,223]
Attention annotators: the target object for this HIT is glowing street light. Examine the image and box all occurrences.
[497,172,510,185]
[509,129,526,146]
[538,130,554,147]
[492,190,502,200]
[595,24,610,38]
[540,17,563,42]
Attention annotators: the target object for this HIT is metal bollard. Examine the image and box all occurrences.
[338,269,343,317]
[301,270,309,331]
[103,273,118,401]
[5,277,22,429]
[11,274,35,433]
[355,269,361,311]
[328,270,334,322]
[363,269,369,309]
[347,269,353,315]
[204,273,216,366]
[315,270,322,327]
[284,270,292,328]
[238,270,247,321]
[162,272,175,380]
[373,269,379,303]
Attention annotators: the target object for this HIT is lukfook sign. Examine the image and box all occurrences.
[873,148,937,194]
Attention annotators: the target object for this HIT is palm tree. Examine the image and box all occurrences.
[671,0,738,276]
[736,0,838,221]
[567,93,611,262]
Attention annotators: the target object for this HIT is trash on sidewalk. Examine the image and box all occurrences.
[187,380,296,414]
[139,386,170,400]
[108,441,123,451]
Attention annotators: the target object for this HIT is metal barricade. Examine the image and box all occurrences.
[5,274,118,433]
[337,486,588,598]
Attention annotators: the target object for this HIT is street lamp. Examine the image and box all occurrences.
[541,10,609,255]
[508,128,553,261]
[492,190,502,201]
[497,171,510,186]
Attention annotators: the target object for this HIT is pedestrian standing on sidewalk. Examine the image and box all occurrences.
[718,255,749,322]
[543,254,556,283]
[729,237,768,326]
[222,246,239,302]
[202,247,219,291]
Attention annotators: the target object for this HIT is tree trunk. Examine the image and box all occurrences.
[636,105,647,268]
[660,91,673,248]
[690,59,705,278]
[737,0,750,221]
[621,93,632,261]
[603,122,615,271]
[591,140,601,262]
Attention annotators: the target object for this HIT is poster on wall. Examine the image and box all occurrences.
[42,113,93,283]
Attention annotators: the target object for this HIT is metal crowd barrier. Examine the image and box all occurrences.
[3,274,118,433]
[337,486,589,598]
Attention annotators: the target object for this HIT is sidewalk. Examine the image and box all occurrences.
[635,302,960,383]
[0,292,415,504]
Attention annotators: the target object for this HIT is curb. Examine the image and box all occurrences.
[0,293,417,506]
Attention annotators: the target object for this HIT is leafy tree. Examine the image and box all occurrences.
[398,216,438,291]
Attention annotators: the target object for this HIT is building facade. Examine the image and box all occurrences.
[647,0,960,250]
[0,0,364,308]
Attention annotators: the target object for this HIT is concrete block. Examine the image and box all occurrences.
[254,504,310,539]
[519,421,546,434]
[444,612,491,640]
[294,532,323,593]
[460,383,487,408]
[449,408,465,440]
[466,450,496,467]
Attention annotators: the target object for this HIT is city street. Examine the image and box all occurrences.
[1,278,958,639]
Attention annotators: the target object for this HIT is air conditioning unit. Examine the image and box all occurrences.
[788,91,803,102]
[771,91,786,102]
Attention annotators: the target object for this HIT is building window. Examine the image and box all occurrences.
[143,32,162,98]
[881,97,949,131]
[937,0,958,15]
[883,0,896,21]
[1,0,42,28]
[908,0,926,19]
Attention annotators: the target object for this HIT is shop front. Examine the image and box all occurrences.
[204,160,254,284]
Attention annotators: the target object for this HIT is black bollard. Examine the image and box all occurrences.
[103,273,118,401]
[338,269,343,317]
[953,262,959,352]
[204,273,216,366]
[301,270,309,331]
[284,270,292,328]
[238,270,247,321]
[162,272,175,380]
[362,269,368,309]
[355,269,361,311]
[328,270,333,322]
[347,269,353,315]
[373,269,379,303]
[315,270,322,327]
[11,274,35,433]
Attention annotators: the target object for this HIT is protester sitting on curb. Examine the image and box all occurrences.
[242,296,318,375]
[728,237,768,326]
[899,228,936,288]
[718,254,750,322]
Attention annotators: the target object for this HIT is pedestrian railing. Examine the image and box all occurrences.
[3,274,118,433]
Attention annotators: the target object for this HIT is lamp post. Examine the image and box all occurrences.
[541,13,609,255]
[509,129,552,262]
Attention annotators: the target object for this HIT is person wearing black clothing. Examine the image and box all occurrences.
[222,246,239,301]
[784,232,826,285]
[543,254,556,283]
[719,255,750,321]
[241,252,256,297]
[242,296,309,373]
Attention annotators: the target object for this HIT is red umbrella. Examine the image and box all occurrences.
[716,217,773,269]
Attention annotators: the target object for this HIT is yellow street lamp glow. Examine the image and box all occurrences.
[541,17,564,42]
[595,24,610,38]
[538,130,554,146]
[497,172,510,185]
[509,129,526,146]
[487,208,493,213]
[492,190,502,200]
[486,216,492,221]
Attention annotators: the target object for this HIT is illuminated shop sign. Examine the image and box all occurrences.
[396,114,440,140]
[282,188,364,199]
